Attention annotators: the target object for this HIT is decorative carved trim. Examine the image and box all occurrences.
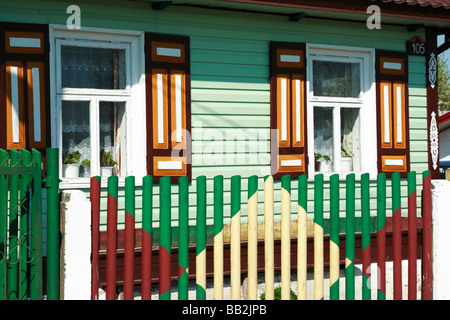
[428,52,437,89]
[430,111,439,170]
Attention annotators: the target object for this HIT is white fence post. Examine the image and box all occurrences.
[60,190,92,300]
[431,179,450,300]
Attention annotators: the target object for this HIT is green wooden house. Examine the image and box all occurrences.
[0,0,449,235]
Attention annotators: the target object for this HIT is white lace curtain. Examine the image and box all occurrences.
[62,102,116,164]
[62,101,91,163]
[61,46,125,175]
[61,45,125,89]
[314,107,334,164]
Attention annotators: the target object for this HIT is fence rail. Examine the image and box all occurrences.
[91,171,432,300]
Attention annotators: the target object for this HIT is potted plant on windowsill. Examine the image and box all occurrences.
[341,147,354,172]
[314,153,321,171]
[63,151,82,178]
[81,159,90,178]
[315,152,332,173]
[100,150,117,177]
[320,154,331,172]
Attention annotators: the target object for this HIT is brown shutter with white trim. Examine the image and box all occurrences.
[376,50,410,176]
[270,42,307,179]
[0,23,49,153]
[145,33,191,183]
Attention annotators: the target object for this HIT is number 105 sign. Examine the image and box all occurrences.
[407,36,427,56]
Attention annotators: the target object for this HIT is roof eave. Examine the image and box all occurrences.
[219,0,450,25]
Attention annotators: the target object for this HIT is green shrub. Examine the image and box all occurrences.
[63,151,82,164]
[260,286,297,300]
[100,150,117,167]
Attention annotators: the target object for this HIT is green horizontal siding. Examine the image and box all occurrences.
[408,55,427,176]
[0,0,429,230]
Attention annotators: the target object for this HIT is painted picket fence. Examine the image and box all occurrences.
[90,171,432,300]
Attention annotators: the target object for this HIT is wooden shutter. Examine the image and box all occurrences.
[0,24,49,152]
[270,42,307,179]
[145,33,191,182]
[376,50,410,176]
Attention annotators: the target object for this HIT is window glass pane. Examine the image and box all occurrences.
[314,107,333,173]
[341,108,361,172]
[313,60,360,98]
[62,101,90,178]
[100,101,126,177]
[61,46,126,89]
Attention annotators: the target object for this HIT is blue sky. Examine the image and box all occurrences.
[438,35,450,68]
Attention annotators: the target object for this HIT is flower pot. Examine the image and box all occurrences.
[319,161,332,173]
[315,161,320,171]
[63,164,80,178]
[101,166,114,177]
[341,157,353,172]
[81,165,90,178]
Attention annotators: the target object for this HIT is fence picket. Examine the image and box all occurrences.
[178,176,189,300]
[281,175,291,300]
[230,175,241,300]
[377,173,387,300]
[141,175,153,300]
[314,174,324,300]
[91,176,101,300]
[247,175,258,300]
[19,149,31,300]
[106,176,118,300]
[46,148,59,300]
[329,174,339,300]
[159,176,171,300]
[392,172,402,300]
[361,173,371,300]
[422,170,432,300]
[213,175,224,300]
[8,149,19,300]
[30,149,43,300]
[407,171,417,300]
[264,175,274,300]
[297,174,307,300]
[196,176,207,300]
[345,173,356,300]
[124,176,135,300]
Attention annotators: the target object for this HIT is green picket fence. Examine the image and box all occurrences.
[0,148,60,300]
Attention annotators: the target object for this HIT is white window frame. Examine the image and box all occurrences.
[49,25,146,189]
[306,44,377,180]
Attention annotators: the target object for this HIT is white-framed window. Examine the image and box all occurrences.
[306,44,377,179]
[49,25,146,188]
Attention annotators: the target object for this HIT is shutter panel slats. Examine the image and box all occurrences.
[1,24,49,152]
[291,75,305,148]
[393,82,406,149]
[152,70,169,149]
[271,42,307,179]
[170,72,186,150]
[6,62,26,149]
[277,75,291,148]
[146,33,191,182]
[26,61,46,149]
[376,50,410,175]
